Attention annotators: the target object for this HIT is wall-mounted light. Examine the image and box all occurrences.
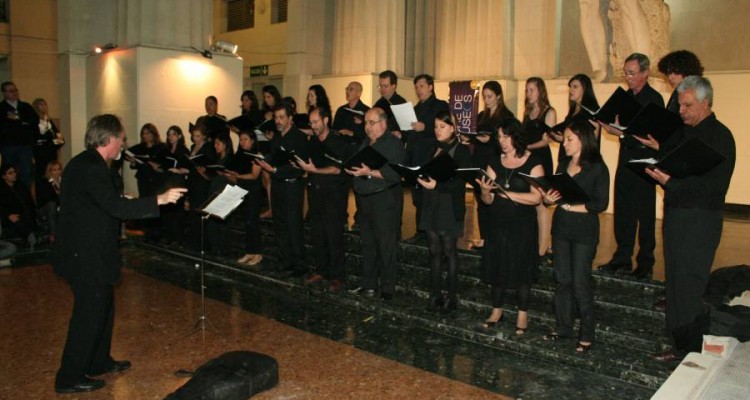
[212,40,238,55]
[190,46,212,59]
[93,43,118,54]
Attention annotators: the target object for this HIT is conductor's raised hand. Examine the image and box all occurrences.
[157,187,188,205]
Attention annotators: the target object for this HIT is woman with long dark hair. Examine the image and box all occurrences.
[542,120,609,353]
[477,118,543,335]
[417,110,471,312]
[159,125,190,243]
[206,133,234,256]
[549,74,600,161]
[470,80,515,251]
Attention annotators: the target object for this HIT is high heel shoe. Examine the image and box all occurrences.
[576,342,593,353]
[482,313,504,329]
[429,295,445,310]
[515,326,527,336]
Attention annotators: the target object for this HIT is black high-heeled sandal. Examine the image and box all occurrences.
[515,326,527,336]
[543,332,561,341]
[576,342,592,353]
[482,313,504,329]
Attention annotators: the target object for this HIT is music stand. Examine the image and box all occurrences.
[183,184,248,339]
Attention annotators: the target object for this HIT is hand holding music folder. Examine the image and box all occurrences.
[628,136,726,179]
[607,103,682,143]
[227,115,253,133]
[123,150,145,164]
[390,152,458,183]
[247,146,297,168]
[455,167,514,199]
[340,146,388,170]
[200,184,248,220]
[519,172,591,204]
[390,102,418,131]
[585,86,642,126]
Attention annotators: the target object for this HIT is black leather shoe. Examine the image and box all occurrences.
[55,378,106,393]
[653,296,666,311]
[597,261,631,273]
[88,360,131,376]
[630,265,653,280]
[430,295,445,309]
[441,297,457,313]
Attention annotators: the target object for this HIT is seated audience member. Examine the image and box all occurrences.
[35,160,63,239]
[0,164,37,247]
[0,220,18,266]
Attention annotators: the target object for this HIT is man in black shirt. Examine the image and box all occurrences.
[255,103,309,277]
[332,81,370,143]
[0,82,39,186]
[195,95,227,141]
[295,107,350,292]
[403,74,450,244]
[599,53,663,279]
[346,108,406,300]
[373,70,407,139]
[644,76,735,361]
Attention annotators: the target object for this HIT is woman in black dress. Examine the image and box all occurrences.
[158,125,190,244]
[207,133,234,256]
[477,118,544,335]
[186,125,216,247]
[260,85,283,218]
[241,90,265,128]
[522,77,557,258]
[470,81,515,250]
[549,74,600,161]
[127,123,166,240]
[225,131,264,266]
[31,98,64,180]
[541,120,609,353]
[417,110,472,313]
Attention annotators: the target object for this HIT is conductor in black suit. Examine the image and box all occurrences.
[54,114,186,394]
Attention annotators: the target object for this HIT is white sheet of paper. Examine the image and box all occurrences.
[390,102,418,131]
[202,184,249,219]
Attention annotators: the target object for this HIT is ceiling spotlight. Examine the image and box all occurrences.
[213,40,238,55]
[93,43,118,54]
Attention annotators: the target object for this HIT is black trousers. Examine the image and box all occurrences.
[411,185,423,234]
[271,179,305,272]
[552,237,597,342]
[309,179,348,279]
[357,186,403,295]
[56,282,115,386]
[240,187,263,254]
[663,207,722,338]
[612,164,655,267]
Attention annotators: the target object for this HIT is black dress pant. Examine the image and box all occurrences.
[271,179,305,272]
[357,186,403,295]
[663,207,722,339]
[56,282,115,386]
[552,237,597,342]
[612,164,655,267]
[240,187,263,254]
[309,179,348,279]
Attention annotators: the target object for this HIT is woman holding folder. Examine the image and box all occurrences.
[541,120,609,353]
[416,110,471,312]
[477,118,543,335]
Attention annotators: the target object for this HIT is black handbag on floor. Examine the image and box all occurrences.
[165,351,279,400]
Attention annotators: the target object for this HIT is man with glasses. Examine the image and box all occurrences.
[373,70,407,139]
[346,108,406,301]
[0,81,39,186]
[598,53,665,280]
[333,81,370,143]
[295,106,350,292]
[55,114,186,393]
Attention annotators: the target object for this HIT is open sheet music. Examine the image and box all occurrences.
[390,102,418,131]
[201,184,248,220]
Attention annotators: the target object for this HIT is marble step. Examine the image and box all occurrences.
[125,241,669,390]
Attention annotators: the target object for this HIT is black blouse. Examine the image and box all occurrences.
[551,158,610,245]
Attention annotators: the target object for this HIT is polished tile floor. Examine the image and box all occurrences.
[0,265,508,399]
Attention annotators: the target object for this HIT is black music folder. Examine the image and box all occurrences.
[390,153,458,183]
[254,119,275,136]
[227,115,253,133]
[459,131,495,142]
[614,103,683,143]
[628,136,726,179]
[584,86,642,125]
[225,151,256,174]
[519,172,591,204]
[455,167,512,197]
[292,114,311,130]
[339,145,388,170]
[187,153,211,167]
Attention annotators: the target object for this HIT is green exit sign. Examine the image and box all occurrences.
[249,65,269,77]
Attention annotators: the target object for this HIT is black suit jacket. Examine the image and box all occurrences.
[54,149,160,285]
[0,100,39,146]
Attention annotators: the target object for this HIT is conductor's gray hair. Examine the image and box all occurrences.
[85,114,124,149]
[677,75,713,107]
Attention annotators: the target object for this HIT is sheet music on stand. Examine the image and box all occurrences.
[201,184,248,220]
